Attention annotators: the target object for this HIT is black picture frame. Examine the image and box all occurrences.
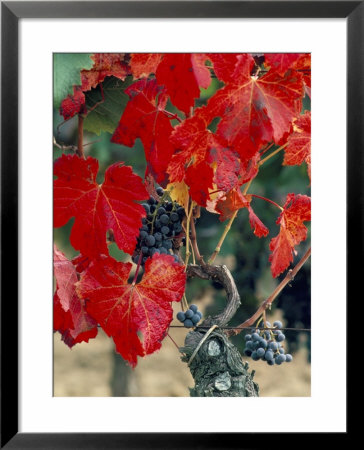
[1,1,358,448]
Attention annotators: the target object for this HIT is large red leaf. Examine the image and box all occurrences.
[269,193,311,277]
[111,79,175,184]
[201,54,304,160]
[283,111,311,180]
[53,245,98,347]
[156,53,211,115]
[76,254,186,367]
[53,154,148,258]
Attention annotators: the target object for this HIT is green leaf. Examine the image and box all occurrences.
[84,76,133,135]
[53,53,93,108]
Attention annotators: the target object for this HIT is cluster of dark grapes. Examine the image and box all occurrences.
[244,320,293,366]
[176,305,202,328]
[132,187,185,266]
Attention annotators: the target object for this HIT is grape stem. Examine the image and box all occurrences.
[131,251,143,286]
[184,199,194,268]
[250,194,283,211]
[258,142,288,167]
[225,247,311,337]
[190,208,205,265]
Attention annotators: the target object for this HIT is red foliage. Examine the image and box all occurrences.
[53,245,98,347]
[111,79,175,184]
[201,54,304,160]
[53,154,148,258]
[269,194,311,277]
[77,254,186,367]
[156,53,211,115]
[283,111,311,180]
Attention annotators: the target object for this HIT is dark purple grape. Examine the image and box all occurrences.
[273,320,282,329]
[156,187,164,196]
[177,311,186,322]
[141,246,149,255]
[147,197,156,205]
[163,240,172,250]
[244,334,252,341]
[191,314,201,325]
[170,212,179,222]
[139,230,148,239]
[264,350,274,361]
[142,203,150,213]
[268,342,278,351]
[157,207,166,216]
[160,214,169,224]
[166,202,173,211]
[161,226,169,235]
[154,232,162,241]
[184,319,194,328]
[190,304,198,313]
[185,309,194,319]
[285,354,293,362]
[257,348,265,358]
[244,349,252,357]
[145,235,156,247]
[159,247,167,254]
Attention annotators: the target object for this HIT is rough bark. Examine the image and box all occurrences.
[180,264,259,397]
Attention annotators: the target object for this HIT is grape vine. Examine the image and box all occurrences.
[53,52,311,396]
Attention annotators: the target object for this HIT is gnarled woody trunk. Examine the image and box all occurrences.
[179,264,259,397]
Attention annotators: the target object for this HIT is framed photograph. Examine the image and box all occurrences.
[2,1,358,447]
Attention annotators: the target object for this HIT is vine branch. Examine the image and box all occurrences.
[226,247,311,337]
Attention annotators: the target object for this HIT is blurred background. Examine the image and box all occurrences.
[54,72,311,397]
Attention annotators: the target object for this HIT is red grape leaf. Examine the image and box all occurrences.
[130,53,163,78]
[208,142,241,193]
[156,53,211,114]
[184,161,214,207]
[81,53,129,92]
[264,53,302,76]
[215,189,251,221]
[247,205,269,238]
[215,189,268,237]
[53,154,148,258]
[269,193,311,277]
[293,53,311,88]
[76,254,186,367]
[208,53,242,83]
[283,111,311,180]
[111,79,175,184]
[53,245,98,347]
[168,113,241,206]
[200,54,304,160]
[60,86,87,120]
